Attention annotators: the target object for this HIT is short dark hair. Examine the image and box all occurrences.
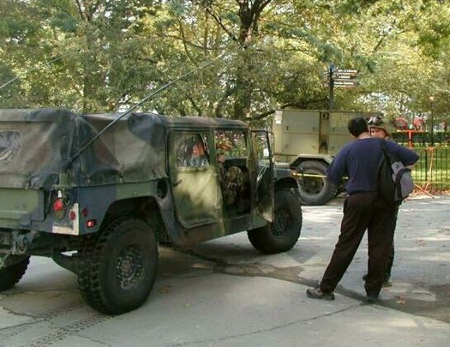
[348,117,368,137]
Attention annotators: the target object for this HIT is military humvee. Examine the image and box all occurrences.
[0,109,302,314]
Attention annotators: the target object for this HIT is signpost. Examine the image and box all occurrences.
[328,65,335,110]
[332,69,359,87]
[323,65,359,110]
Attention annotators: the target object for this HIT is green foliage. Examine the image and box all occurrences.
[0,0,449,127]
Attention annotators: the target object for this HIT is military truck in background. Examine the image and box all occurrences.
[273,109,381,205]
[0,108,302,315]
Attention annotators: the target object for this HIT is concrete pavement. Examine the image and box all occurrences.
[194,194,450,323]
[0,195,449,346]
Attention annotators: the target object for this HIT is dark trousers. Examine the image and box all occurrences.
[384,206,398,281]
[384,243,395,281]
[320,193,397,296]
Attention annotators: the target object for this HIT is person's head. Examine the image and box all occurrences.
[216,139,232,159]
[367,116,391,139]
[217,152,226,163]
[348,117,369,137]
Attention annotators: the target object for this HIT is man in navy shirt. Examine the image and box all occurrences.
[306,117,419,302]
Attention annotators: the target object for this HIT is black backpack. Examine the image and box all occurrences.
[377,140,414,205]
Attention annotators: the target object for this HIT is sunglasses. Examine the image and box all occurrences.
[367,116,383,126]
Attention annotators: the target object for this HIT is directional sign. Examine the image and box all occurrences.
[323,81,359,88]
[334,80,359,85]
[324,77,360,83]
[323,66,359,90]
[334,70,358,78]
[333,74,355,80]
[336,69,358,74]
[334,80,359,88]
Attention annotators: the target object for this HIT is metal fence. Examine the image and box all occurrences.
[392,131,450,148]
[409,147,450,192]
[391,132,450,192]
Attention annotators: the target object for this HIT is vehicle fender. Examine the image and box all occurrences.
[289,154,333,170]
[273,167,299,190]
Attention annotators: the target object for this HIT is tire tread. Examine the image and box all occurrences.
[77,218,158,314]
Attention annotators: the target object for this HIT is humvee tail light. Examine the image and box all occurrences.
[69,210,76,221]
[53,198,65,212]
[86,219,97,228]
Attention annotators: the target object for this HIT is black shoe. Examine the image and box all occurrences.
[306,287,335,301]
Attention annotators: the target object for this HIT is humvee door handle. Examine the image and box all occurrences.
[173,179,182,187]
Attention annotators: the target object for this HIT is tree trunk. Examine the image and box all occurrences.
[232,0,271,120]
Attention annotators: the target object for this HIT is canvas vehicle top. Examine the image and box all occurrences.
[0,108,243,189]
[0,108,302,314]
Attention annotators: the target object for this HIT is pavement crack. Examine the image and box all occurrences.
[167,304,359,346]
[0,317,46,332]
[215,262,304,284]
[17,313,113,347]
[187,249,307,285]
[189,251,366,301]
[0,303,38,322]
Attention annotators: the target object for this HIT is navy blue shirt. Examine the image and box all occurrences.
[327,138,419,195]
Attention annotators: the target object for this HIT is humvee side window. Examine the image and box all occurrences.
[214,130,247,157]
[254,132,271,160]
[174,133,209,168]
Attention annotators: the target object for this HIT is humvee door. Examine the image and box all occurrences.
[251,130,274,222]
[169,131,221,228]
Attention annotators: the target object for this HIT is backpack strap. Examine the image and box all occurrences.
[380,139,387,152]
[379,139,389,165]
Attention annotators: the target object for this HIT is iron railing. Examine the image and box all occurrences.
[392,131,450,148]
[409,146,450,192]
[390,132,450,191]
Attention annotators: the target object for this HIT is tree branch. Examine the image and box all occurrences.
[215,85,238,118]
[250,99,328,121]
[188,96,203,116]
[162,33,222,51]
[250,108,275,121]
[204,6,239,43]
[75,0,86,20]
[178,21,196,64]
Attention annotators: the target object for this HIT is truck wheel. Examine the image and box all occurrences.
[78,219,158,314]
[247,190,302,254]
[0,256,30,291]
[297,160,336,205]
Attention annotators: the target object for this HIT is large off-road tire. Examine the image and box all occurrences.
[78,218,158,314]
[248,190,302,254]
[297,160,337,206]
[0,256,30,291]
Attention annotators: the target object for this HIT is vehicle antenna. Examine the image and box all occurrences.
[63,53,227,170]
[0,55,64,90]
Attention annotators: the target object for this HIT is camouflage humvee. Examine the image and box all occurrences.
[0,108,302,314]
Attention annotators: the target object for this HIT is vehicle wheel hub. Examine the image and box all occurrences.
[116,246,144,289]
[273,209,290,237]
[301,175,324,194]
